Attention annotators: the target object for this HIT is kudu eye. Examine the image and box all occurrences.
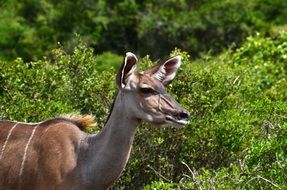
[139,87,157,95]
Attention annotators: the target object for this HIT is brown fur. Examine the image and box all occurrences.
[0,118,86,190]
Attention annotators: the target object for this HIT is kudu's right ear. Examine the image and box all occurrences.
[116,52,138,89]
[143,56,181,85]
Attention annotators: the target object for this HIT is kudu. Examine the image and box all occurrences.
[0,52,190,190]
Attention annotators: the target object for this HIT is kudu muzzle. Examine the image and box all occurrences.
[158,93,190,124]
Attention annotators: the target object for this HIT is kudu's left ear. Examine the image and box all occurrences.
[116,52,138,89]
[144,56,181,85]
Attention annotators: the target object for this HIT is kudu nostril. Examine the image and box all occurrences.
[179,110,190,119]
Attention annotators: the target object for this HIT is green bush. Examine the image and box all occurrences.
[1,32,287,189]
[143,181,176,190]
[0,42,119,128]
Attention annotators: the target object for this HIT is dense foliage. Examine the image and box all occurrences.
[1,0,287,61]
[141,33,287,189]
[1,32,287,189]
[1,0,287,189]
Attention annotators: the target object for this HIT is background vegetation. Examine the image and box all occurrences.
[1,0,287,189]
[1,0,287,61]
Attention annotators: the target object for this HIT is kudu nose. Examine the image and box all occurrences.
[179,110,190,120]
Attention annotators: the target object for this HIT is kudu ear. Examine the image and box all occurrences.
[116,52,138,89]
[144,56,181,85]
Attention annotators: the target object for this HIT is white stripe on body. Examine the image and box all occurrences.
[0,122,19,160]
[19,123,41,182]
[8,120,40,125]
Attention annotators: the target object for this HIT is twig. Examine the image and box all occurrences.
[181,161,193,175]
[257,175,281,189]
[241,175,281,190]
[146,165,171,182]
[241,176,258,190]
[181,161,203,190]
[233,75,241,85]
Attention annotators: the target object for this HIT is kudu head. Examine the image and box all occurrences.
[116,52,190,127]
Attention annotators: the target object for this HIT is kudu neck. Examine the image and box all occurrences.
[80,92,140,188]
[87,91,140,146]
[104,91,140,133]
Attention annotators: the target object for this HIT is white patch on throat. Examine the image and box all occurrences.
[146,114,154,122]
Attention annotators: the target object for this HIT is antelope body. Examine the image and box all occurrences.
[0,53,189,190]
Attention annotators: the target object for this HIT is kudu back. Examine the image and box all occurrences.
[0,53,189,190]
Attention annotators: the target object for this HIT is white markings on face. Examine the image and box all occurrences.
[0,122,19,160]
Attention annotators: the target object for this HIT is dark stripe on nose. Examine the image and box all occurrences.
[160,94,175,109]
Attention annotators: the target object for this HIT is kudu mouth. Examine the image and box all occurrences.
[158,94,190,126]
[165,109,190,126]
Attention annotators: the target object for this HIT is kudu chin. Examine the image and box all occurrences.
[0,52,189,190]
